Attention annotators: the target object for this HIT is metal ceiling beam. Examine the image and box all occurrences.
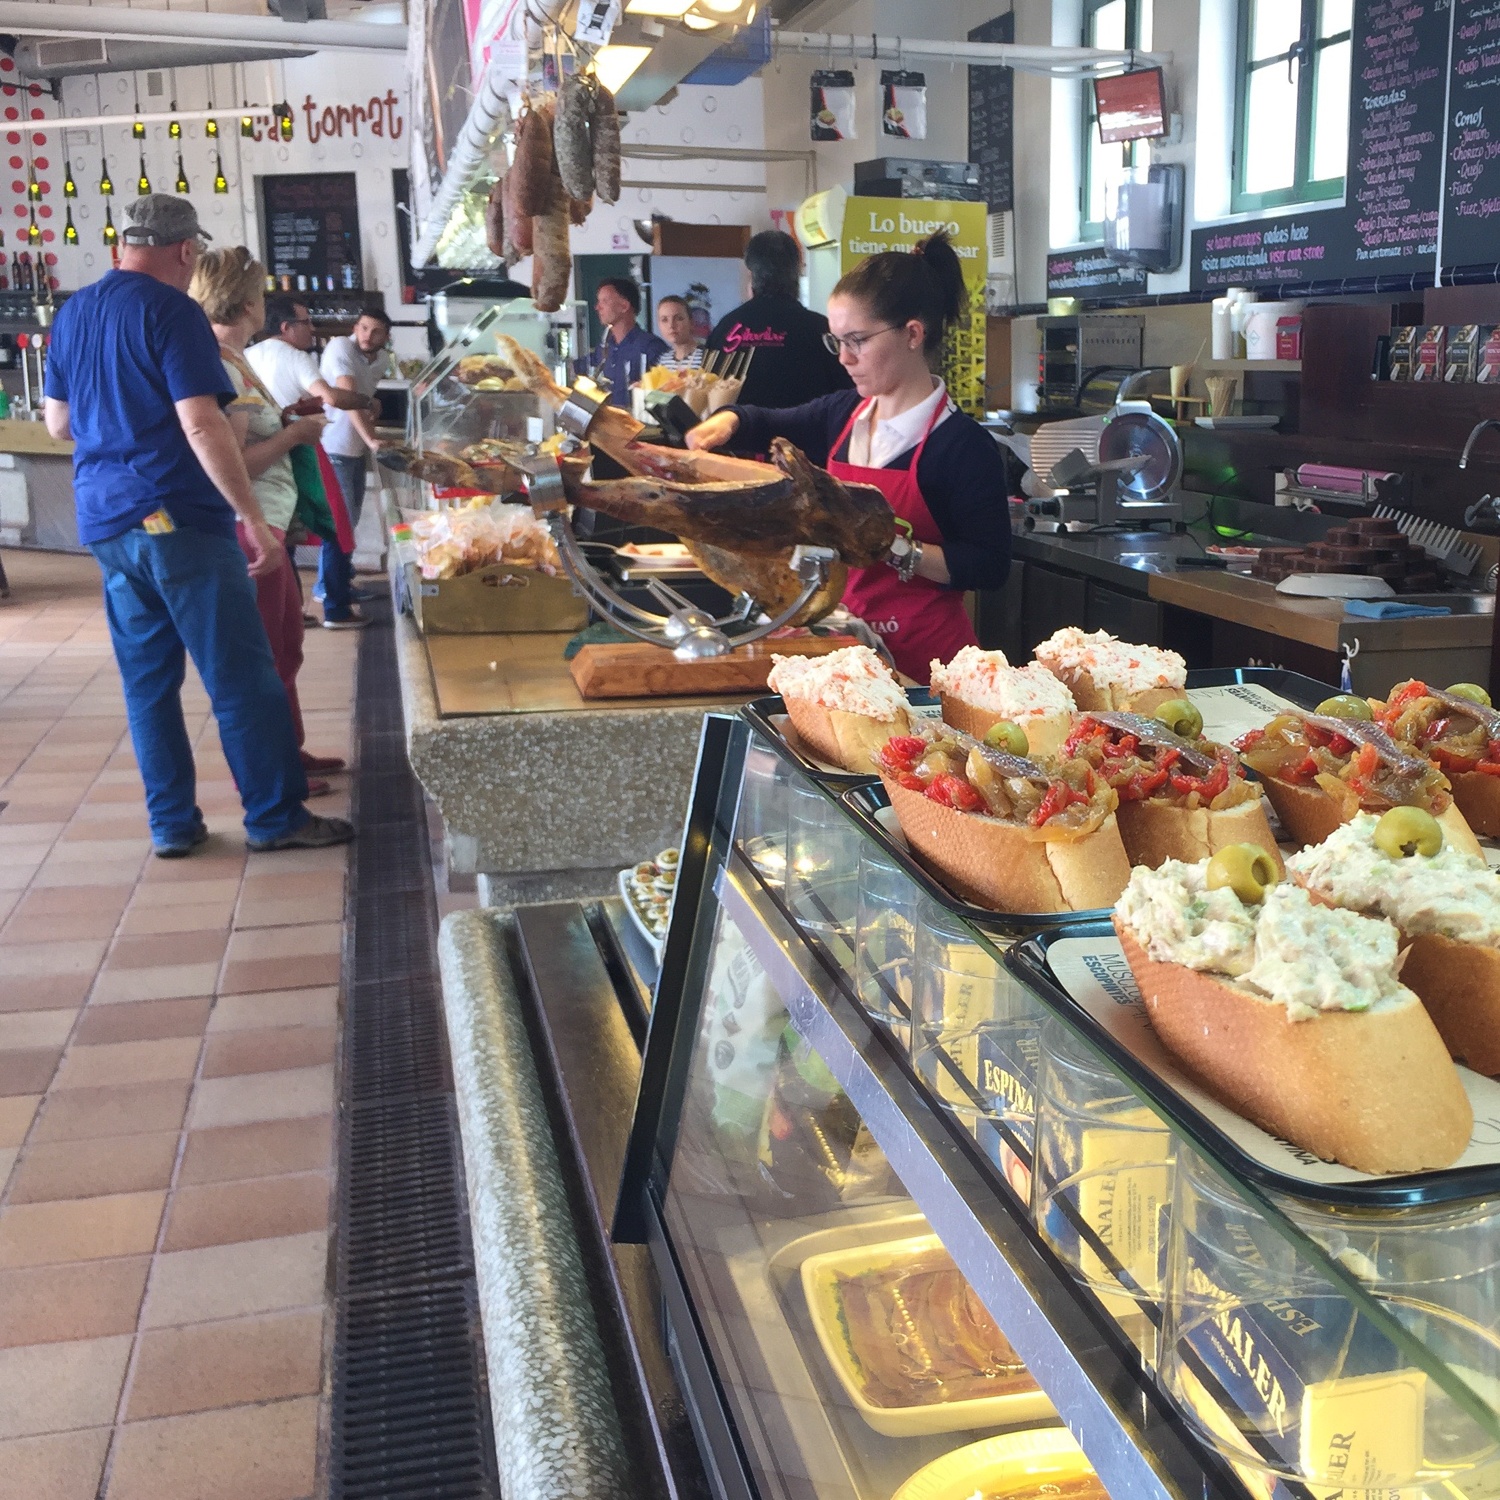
[0,2,404,53]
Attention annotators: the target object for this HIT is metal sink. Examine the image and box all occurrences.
[1394,593,1495,615]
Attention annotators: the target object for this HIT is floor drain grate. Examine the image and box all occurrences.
[331,1284,496,1500]
[329,600,499,1499]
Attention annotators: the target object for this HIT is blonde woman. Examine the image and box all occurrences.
[189,246,339,790]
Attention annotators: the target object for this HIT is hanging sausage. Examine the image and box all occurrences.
[592,82,621,205]
[553,75,596,201]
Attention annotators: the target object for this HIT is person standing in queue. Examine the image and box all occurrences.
[686,232,1009,683]
[702,230,851,408]
[588,276,668,407]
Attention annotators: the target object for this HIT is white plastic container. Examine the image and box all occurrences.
[1244,300,1305,360]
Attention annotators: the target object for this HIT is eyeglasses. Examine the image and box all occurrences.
[822,324,901,357]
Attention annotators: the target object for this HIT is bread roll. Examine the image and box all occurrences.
[938,693,1073,759]
[1115,923,1472,1174]
[1394,934,1500,1077]
[1260,776,1483,857]
[1115,795,1283,872]
[886,779,1131,913]
[782,695,909,775]
[1450,770,1500,839]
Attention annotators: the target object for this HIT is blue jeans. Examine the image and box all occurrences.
[318,452,367,621]
[90,524,310,846]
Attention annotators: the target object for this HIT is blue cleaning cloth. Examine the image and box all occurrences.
[1343,599,1451,619]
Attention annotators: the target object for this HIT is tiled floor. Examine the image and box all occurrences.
[0,547,357,1500]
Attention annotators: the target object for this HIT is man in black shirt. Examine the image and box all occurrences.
[703,230,851,409]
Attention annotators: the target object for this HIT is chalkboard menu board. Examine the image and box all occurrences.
[260,173,363,291]
[1442,0,1500,270]
[1190,0,1450,291]
[1047,250,1147,297]
[968,12,1014,214]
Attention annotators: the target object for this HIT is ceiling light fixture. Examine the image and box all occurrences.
[625,0,696,16]
[685,0,754,22]
[591,44,652,95]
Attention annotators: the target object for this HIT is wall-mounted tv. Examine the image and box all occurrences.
[1093,68,1166,144]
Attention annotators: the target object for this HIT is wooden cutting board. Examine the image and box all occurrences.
[569,635,863,699]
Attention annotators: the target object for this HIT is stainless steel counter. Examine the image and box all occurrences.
[1011,527,1209,593]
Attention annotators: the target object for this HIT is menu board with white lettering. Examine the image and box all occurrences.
[1047,250,1148,296]
[1442,0,1500,269]
[968,12,1014,214]
[260,173,364,291]
[1191,0,1450,290]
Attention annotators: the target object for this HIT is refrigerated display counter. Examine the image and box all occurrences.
[483,696,1500,1500]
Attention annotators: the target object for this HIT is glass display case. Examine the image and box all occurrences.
[407,300,563,459]
[615,709,1500,1500]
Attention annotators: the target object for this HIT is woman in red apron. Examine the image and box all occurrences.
[686,231,1010,683]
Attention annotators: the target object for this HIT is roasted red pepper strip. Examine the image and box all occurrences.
[1283,754,1321,785]
[1121,766,1170,801]
[1476,762,1500,777]
[1169,757,1230,801]
[1384,680,1431,717]
[1029,781,1087,828]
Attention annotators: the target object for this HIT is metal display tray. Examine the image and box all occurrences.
[742,667,1335,787]
[1006,921,1500,1208]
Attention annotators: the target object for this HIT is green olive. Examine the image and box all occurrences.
[983,719,1029,756]
[1374,806,1444,859]
[1447,682,1493,708]
[1154,698,1203,739]
[1205,843,1280,905]
[1314,693,1374,721]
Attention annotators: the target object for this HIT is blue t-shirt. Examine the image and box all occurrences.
[45,270,236,544]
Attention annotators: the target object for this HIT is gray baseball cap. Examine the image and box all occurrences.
[121,194,212,246]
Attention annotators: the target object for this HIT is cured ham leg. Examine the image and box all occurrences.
[557,446,895,565]
[685,541,848,626]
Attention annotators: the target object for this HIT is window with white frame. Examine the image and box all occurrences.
[1080,0,1153,241]
[1233,0,1351,213]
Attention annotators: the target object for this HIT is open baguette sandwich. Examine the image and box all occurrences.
[929,646,1077,759]
[876,723,1131,914]
[1374,679,1500,839]
[1114,847,1473,1174]
[1287,806,1500,1077]
[1235,706,1482,857]
[1060,701,1280,871]
[1032,626,1186,717]
[767,645,914,775]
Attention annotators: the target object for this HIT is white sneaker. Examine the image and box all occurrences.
[321,612,370,630]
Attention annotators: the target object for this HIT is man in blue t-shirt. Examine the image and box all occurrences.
[44,195,353,856]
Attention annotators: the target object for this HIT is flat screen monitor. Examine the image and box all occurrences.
[1093,68,1166,144]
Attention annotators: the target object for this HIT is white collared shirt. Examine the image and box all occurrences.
[845,379,954,468]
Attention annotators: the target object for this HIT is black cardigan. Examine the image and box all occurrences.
[727,390,1012,593]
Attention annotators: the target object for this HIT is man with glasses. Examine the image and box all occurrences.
[248,296,384,627]
[43,194,352,855]
[703,229,850,409]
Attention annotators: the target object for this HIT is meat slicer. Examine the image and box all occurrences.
[1025,402,1184,532]
[514,375,839,660]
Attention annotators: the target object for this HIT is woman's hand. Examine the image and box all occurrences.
[287,415,327,446]
[686,410,739,450]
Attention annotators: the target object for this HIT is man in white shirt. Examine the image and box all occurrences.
[314,308,389,626]
[247,296,383,626]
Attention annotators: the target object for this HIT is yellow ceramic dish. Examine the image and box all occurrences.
[893,1425,1098,1500]
[800,1232,1057,1438]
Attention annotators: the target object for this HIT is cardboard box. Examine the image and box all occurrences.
[1448,324,1481,382]
[405,560,588,635]
[1388,325,1417,381]
[1412,324,1447,381]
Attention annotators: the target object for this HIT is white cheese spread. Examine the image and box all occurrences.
[928,647,1076,721]
[1117,860,1408,1020]
[767,645,910,721]
[1285,812,1500,947]
[1034,628,1186,696]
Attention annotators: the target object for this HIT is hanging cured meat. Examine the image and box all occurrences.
[553,75,596,200]
[592,81,621,204]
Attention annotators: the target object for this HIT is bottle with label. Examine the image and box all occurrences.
[0,334,14,369]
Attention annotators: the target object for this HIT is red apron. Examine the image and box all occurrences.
[828,396,977,684]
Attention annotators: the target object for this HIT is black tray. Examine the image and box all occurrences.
[840,782,1115,939]
[1180,664,1336,706]
[1006,922,1500,1208]
[741,690,935,787]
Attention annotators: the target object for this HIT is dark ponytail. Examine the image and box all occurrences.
[833,229,966,354]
